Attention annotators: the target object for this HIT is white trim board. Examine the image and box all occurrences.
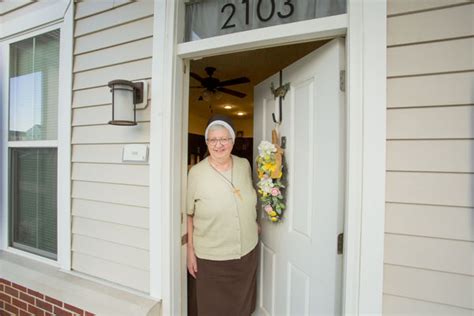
[343,0,387,314]
[7,141,58,148]
[0,43,8,251]
[57,0,74,272]
[177,14,347,59]
[151,0,387,315]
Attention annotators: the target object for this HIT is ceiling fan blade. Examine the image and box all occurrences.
[190,72,205,84]
[217,87,246,98]
[218,77,250,87]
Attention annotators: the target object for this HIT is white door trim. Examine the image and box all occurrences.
[149,0,186,311]
[176,14,347,59]
[344,1,387,314]
[150,0,386,314]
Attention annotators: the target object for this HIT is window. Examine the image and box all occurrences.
[184,0,346,42]
[8,29,60,260]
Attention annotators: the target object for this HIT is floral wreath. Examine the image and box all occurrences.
[256,140,285,222]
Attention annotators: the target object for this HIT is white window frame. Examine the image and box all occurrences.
[151,0,386,315]
[0,1,73,271]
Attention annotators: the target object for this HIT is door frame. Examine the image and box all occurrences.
[150,1,386,315]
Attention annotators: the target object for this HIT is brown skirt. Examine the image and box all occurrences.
[188,246,258,316]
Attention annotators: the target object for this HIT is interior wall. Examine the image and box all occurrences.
[188,112,209,135]
[233,118,253,137]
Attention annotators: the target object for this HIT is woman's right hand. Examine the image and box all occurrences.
[187,246,198,278]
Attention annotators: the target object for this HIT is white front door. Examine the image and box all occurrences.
[253,38,345,316]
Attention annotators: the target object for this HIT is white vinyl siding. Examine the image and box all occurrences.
[74,0,130,20]
[387,72,474,108]
[387,0,471,16]
[72,102,151,126]
[74,17,154,55]
[385,203,473,242]
[387,37,473,77]
[74,1,153,37]
[72,199,148,228]
[0,1,48,23]
[72,163,149,186]
[74,37,153,72]
[73,59,152,90]
[72,123,150,144]
[387,140,474,173]
[387,4,474,45]
[0,1,32,16]
[71,0,152,292]
[384,1,474,315]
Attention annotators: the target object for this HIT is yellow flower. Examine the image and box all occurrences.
[269,211,277,217]
[263,162,276,172]
[271,217,278,222]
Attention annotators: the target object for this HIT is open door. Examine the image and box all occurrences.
[253,38,345,315]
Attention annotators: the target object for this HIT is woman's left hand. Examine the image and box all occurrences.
[187,246,198,278]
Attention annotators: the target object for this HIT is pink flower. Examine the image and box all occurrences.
[271,188,280,197]
[264,205,273,214]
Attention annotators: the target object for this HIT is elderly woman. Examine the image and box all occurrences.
[187,115,259,316]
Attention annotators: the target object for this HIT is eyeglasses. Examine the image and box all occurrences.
[206,138,233,146]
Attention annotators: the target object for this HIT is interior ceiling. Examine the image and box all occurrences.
[189,39,329,120]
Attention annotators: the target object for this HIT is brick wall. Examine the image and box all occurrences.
[0,279,94,316]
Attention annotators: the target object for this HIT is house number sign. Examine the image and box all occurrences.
[184,0,346,42]
[220,0,294,30]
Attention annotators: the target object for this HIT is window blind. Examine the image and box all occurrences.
[11,148,58,258]
[9,30,60,141]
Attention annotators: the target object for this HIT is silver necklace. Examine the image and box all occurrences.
[208,157,242,200]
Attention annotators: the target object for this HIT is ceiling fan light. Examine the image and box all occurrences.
[224,105,232,109]
[215,91,223,100]
[202,90,212,101]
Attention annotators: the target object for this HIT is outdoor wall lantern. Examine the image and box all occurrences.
[108,80,148,126]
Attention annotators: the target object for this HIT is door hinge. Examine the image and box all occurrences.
[339,70,345,92]
[183,61,187,74]
[337,233,344,255]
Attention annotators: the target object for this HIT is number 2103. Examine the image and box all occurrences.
[221,0,295,30]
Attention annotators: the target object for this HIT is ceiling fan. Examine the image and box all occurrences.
[190,66,250,100]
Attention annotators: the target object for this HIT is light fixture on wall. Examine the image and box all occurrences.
[108,80,148,126]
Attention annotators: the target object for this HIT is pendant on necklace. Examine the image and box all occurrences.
[233,188,243,201]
